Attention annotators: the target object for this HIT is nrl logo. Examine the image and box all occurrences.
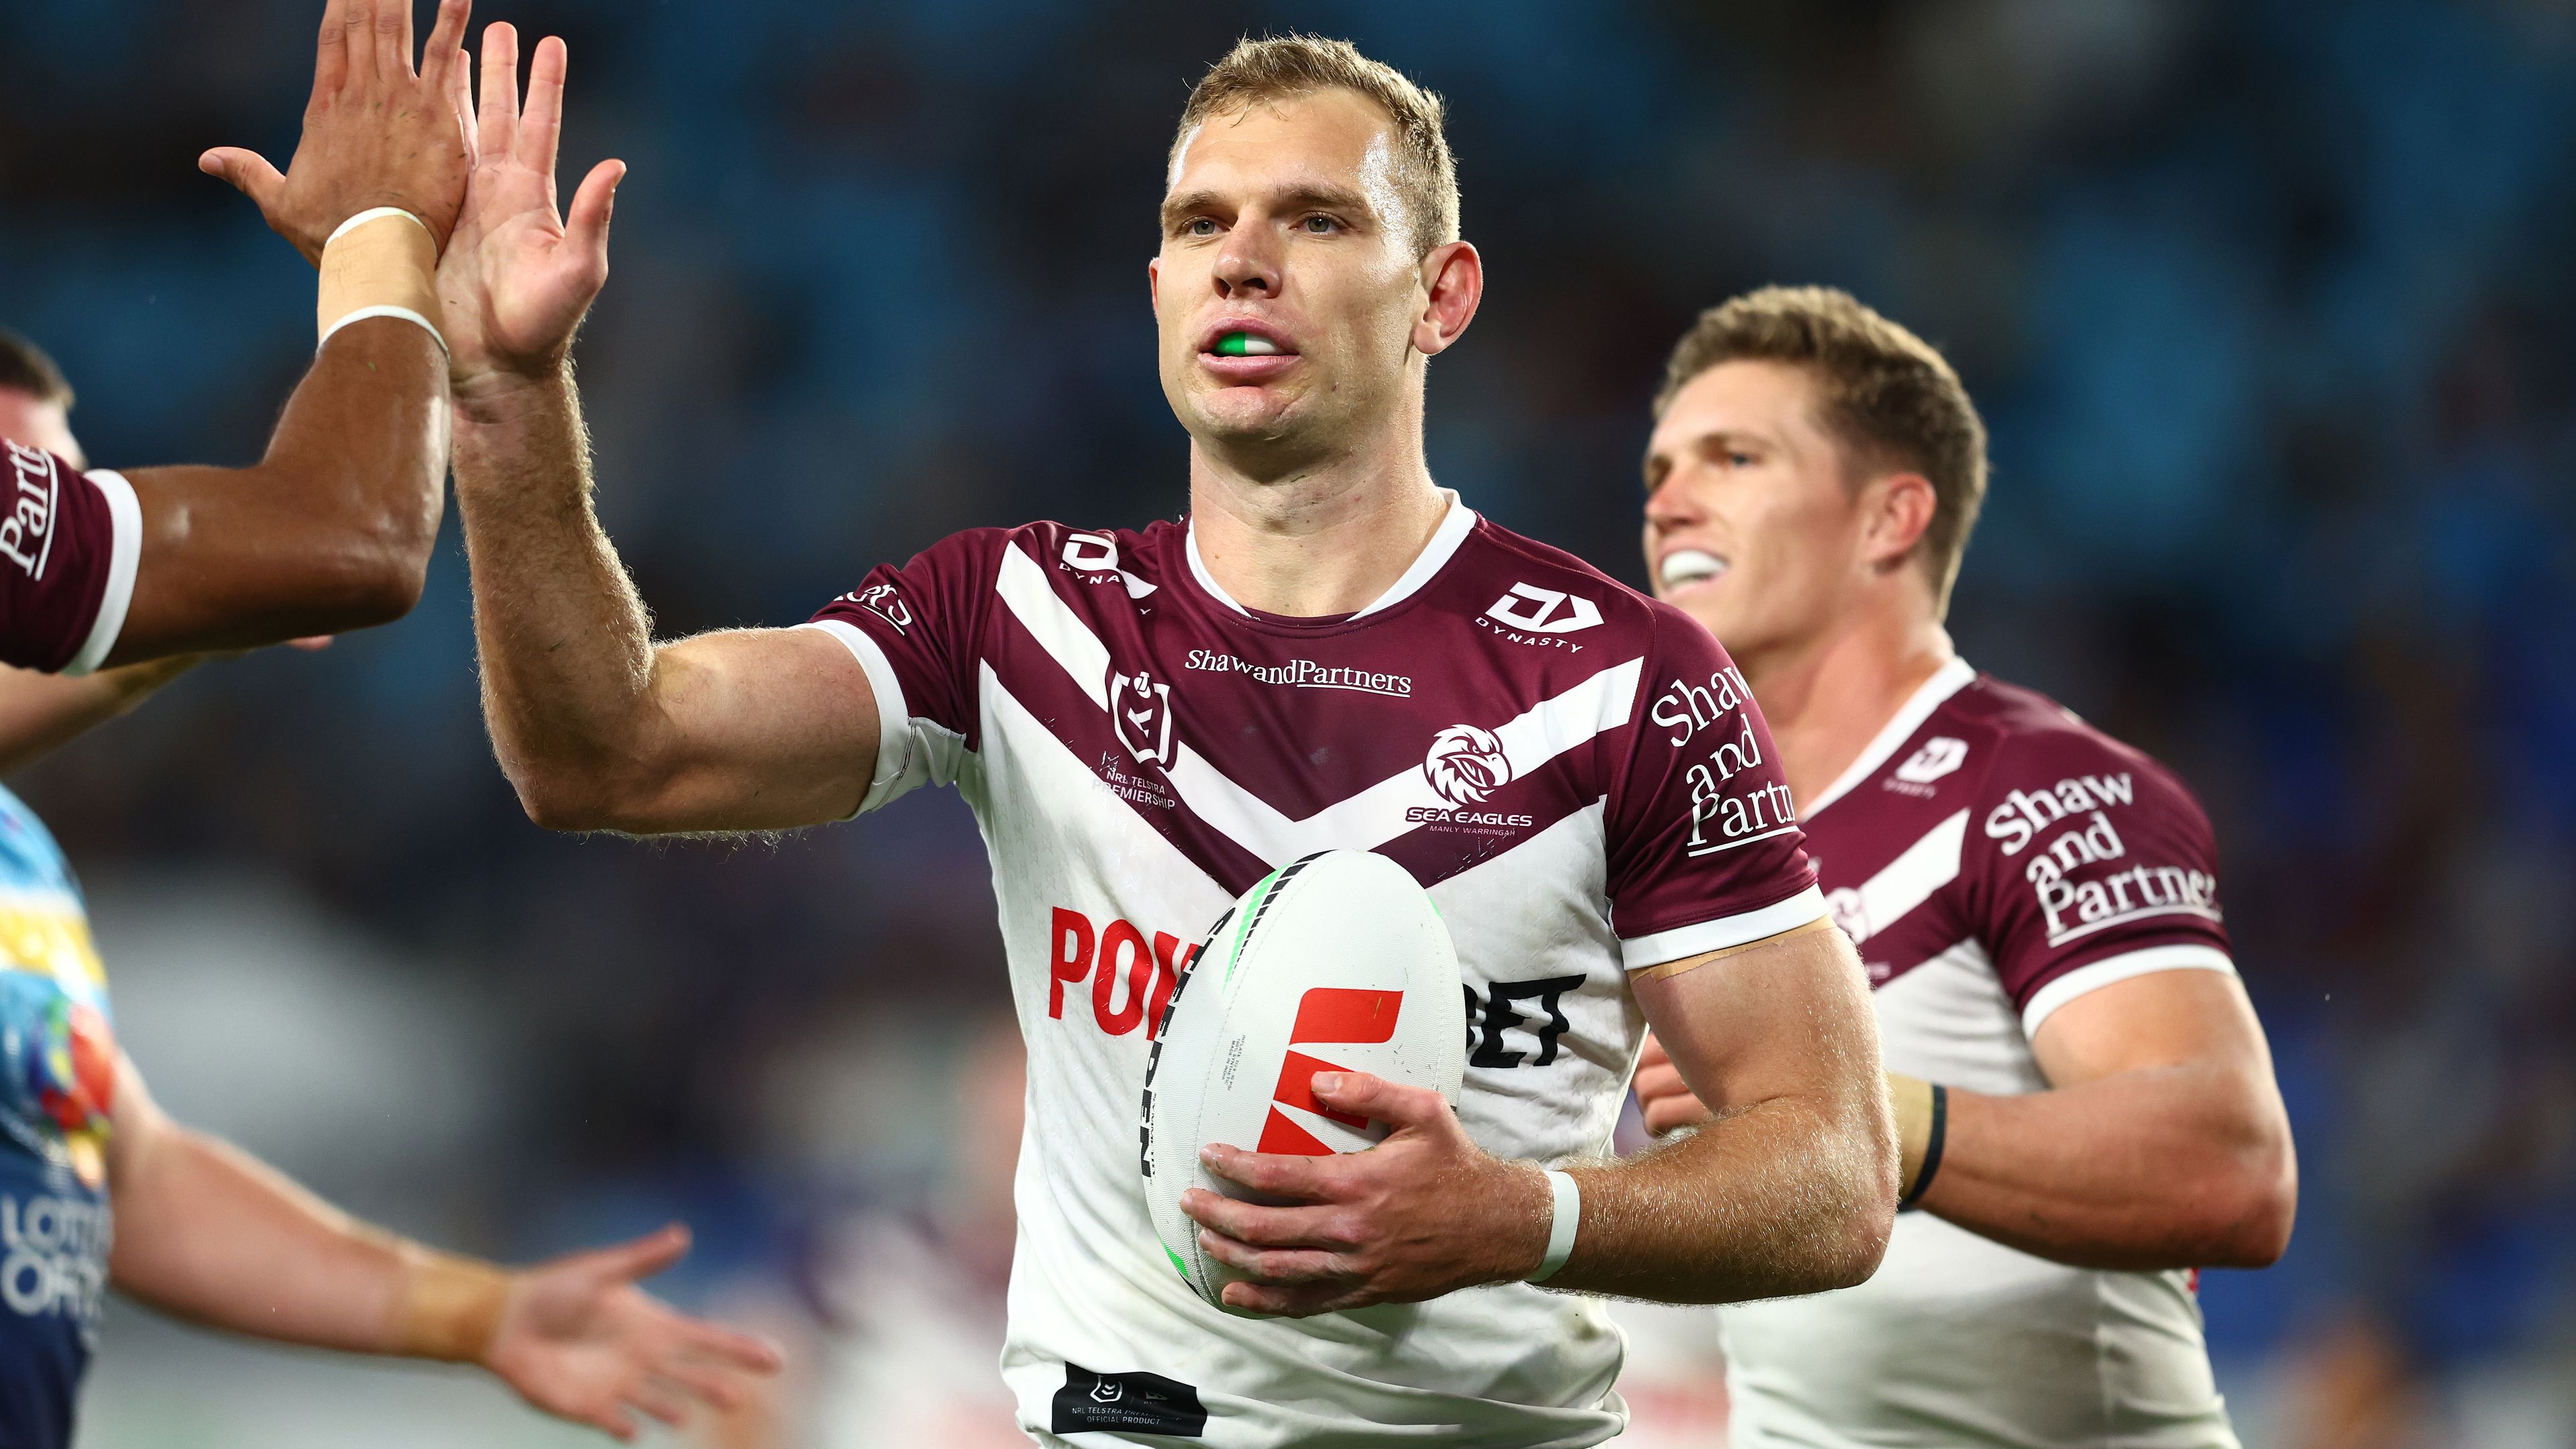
[1423,724,1512,806]
[1112,667,1177,768]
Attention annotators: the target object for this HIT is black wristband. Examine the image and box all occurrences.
[1898,1083,1948,1212]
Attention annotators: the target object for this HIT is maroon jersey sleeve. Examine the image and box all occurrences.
[800,527,1008,814]
[1605,606,1821,970]
[1,442,140,675]
[1966,728,2236,1033]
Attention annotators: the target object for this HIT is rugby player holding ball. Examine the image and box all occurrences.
[441,32,1898,1448]
[1633,287,2297,1448]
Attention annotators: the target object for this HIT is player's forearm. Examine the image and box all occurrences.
[107,321,445,663]
[1920,1065,2296,1269]
[0,657,201,772]
[107,1124,451,1356]
[450,367,671,828]
[1549,1089,1892,1303]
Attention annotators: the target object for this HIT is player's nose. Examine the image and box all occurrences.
[1644,469,1703,531]
[1212,229,1283,299]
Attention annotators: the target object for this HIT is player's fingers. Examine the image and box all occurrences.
[657,1354,761,1411]
[1176,1188,1352,1248]
[1196,1229,1344,1285]
[380,0,414,79]
[1311,1071,1445,1130]
[476,21,520,160]
[339,0,379,87]
[313,0,350,99]
[519,35,568,174]
[1199,1143,1328,1200]
[419,0,470,90]
[565,158,623,263]
[199,148,288,211]
[592,1222,692,1283]
[1641,1093,1713,1136]
[1638,1032,1672,1072]
[1220,1279,1338,1317]
[625,1376,692,1429]
[668,1318,784,1374]
[1630,1061,1688,1104]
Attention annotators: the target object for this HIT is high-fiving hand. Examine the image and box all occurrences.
[481,1223,780,1442]
[439,22,626,389]
[201,0,477,262]
[1180,1071,1552,1317]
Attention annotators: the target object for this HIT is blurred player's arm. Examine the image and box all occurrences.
[435,23,881,834]
[1921,970,2292,1269]
[0,659,202,773]
[1184,918,1896,1315]
[105,1053,780,1440]
[93,0,483,665]
[1633,968,2296,1271]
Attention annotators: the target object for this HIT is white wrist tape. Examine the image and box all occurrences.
[317,208,445,356]
[1529,1169,1580,1283]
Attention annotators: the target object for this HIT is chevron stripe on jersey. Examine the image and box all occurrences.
[802,494,1819,1449]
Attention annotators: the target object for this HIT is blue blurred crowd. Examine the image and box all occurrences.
[4,0,2572,1434]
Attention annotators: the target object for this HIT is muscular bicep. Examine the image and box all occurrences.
[2028,967,2276,1089]
[1631,921,1884,1122]
[604,625,883,833]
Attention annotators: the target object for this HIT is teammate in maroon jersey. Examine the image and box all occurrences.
[1,0,477,682]
[1633,286,2296,1446]
[433,34,1895,1446]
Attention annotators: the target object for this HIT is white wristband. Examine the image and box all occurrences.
[326,206,431,247]
[1529,1169,1580,1283]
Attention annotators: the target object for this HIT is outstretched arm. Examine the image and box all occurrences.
[97,0,479,665]
[1182,920,1896,1314]
[106,1055,780,1441]
[0,660,203,773]
[441,24,879,835]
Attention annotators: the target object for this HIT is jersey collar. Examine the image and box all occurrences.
[1801,656,1978,819]
[1185,489,1475,621]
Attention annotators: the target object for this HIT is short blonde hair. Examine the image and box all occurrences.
[1658,286,1990,616]
[1171,34,1460,256]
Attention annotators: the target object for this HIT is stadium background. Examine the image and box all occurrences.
[5,0,2575,1444]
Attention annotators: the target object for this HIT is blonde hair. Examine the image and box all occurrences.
[1659,286,1989,616]
[1171,34,1460,256]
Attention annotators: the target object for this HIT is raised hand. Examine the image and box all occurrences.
[480,1224,780,1442]
[440,23,625,387]
[1180,1071,1551,1316]
[200,0,476,262]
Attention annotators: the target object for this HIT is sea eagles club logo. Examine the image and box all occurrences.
[1424,724,1511,806]
[1112,667,1176,768]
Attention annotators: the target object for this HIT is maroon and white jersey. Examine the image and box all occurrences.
[801,494,1821,1448]
[0,442,139,676]
[1718,659,2241,1448]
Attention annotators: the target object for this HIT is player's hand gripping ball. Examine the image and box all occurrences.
[1140,850,1466,1313]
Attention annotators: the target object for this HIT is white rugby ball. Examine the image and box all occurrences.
[1140,849,1466,1311]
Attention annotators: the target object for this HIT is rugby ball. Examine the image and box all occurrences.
[1140,850,1466,1310]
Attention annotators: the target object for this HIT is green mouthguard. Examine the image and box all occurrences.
[1216,332,1252,356]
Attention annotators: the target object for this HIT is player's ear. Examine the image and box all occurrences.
[1146,257,1161,319]
[1863,472,1937,572]
[1413,240,1482,358]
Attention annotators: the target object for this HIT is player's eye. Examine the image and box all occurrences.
[1183,217,1220,237]
[1299,214,1340,234]
[1729,451,1756,468]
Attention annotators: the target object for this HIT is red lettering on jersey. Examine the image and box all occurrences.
[1147,932,1195,1040]
[1049,908,1094,1018]
[1093,919,1152,1035]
